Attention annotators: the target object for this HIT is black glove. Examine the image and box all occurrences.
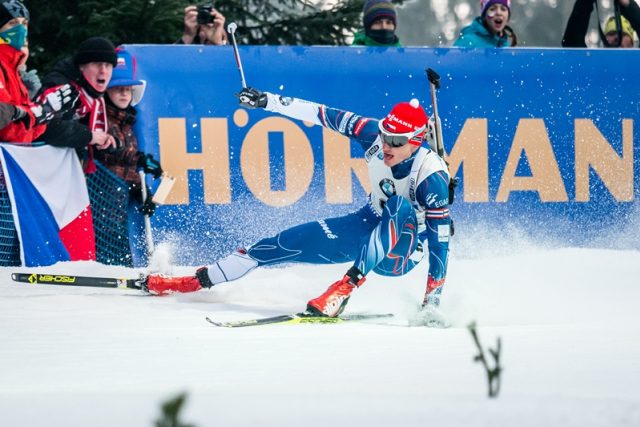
[137,152,163,179]
[31,84,79,125]
[138,190,156,217]
[237,87,267,109]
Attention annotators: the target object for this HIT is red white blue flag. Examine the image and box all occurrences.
[0,144,96,266]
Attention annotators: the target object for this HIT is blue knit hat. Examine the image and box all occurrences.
[108,47,146,106]
[363,0,397,30]
[0,0,29,28]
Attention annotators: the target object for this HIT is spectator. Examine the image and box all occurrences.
[0,0,76,143]
[94,48,162,219]
[453,0,513,48]
[352,0,401,47]
[38,36,117,171]
[177,4,227,45]
[18,41,41,99]
[562,0,639,48]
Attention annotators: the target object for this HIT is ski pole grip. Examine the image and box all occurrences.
[426,68,441,89]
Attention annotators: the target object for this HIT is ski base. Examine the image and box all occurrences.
[206,312,394,328]
[11,272,144,290]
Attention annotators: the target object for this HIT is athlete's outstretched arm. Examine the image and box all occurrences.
[416,170,451,307]
[239,87,380,149]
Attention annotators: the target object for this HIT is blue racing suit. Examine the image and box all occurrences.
[241,93,452,305]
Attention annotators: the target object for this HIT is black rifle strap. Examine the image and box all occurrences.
[594,0,622,47]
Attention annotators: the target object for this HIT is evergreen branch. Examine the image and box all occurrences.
[467,321,502,398]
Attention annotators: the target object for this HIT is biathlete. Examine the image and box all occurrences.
[144,87,452,322]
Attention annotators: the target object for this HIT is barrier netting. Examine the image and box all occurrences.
[0,174,20,266]
[86,161,133,267]
[0,160,132,267]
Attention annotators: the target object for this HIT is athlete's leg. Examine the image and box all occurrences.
[145,208,378,294]
[307,196,419,316]
[357,195,420,277]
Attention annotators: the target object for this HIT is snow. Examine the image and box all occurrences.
[1,246,639,426]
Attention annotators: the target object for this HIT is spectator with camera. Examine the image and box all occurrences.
[37,36,118,172]
[0,0,77,143]
[94,47,162,219]
[453,0,514,48]
[563,0,639,47]
[352,0,401,47]
[177,3,227,45]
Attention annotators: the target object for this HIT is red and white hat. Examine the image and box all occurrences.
[380,99,428,146]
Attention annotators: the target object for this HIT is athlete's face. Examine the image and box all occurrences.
[382,140,419,167]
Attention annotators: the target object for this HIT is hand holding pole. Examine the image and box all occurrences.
[426,68,446,158]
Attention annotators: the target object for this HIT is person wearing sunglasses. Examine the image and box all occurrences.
[144,87,452,327]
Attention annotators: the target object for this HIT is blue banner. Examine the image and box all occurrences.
[125,45,639,264]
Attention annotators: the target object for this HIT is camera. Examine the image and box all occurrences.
[197,4,214,25]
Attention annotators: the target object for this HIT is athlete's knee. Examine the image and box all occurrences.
[384,195,414,219]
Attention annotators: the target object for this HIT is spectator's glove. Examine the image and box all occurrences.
[31,84,79,125]
[20,69,42,99]
[139,190,156,217]
[237,87,267,109]
[137,152,163,179]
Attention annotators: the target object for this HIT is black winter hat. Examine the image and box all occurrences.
[0,0,30,29]
[74,37,117,67]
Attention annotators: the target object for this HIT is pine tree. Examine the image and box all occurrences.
[28,0,186,72]
[216,0,368,45]
[26,0,406,74]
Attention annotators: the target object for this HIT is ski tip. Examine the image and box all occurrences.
[205,317,224,327]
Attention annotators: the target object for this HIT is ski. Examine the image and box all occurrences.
[11,272,144,290]
[205,312,394,328]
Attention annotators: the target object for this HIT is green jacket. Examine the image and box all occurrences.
[352,30,402,47]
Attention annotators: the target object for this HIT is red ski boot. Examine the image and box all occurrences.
[306,266,366,317]
[144,267,213,295]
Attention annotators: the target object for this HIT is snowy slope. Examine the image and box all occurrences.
[1,246,639,427]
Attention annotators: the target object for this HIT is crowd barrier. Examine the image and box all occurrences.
[8,45,637,267]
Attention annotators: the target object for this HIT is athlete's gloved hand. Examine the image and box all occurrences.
[137,152,163,179]
[422,275,444,308]
[409,241,425,263]
[410,303,450,328]
[139,190,156,217]
[237,87,267,109]
[425,114,439,152]
[31,84,79,125]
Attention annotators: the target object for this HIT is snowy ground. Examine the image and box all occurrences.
[1,244,639,427]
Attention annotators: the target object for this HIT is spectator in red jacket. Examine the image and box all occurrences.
[0,0,77,143]
[37,36,118,171]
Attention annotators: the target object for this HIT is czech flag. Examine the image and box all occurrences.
[0,144,96,266]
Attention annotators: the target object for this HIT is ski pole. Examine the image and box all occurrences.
[426,68,446,158]
[227,22,247,89]
[139,171,155,258]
